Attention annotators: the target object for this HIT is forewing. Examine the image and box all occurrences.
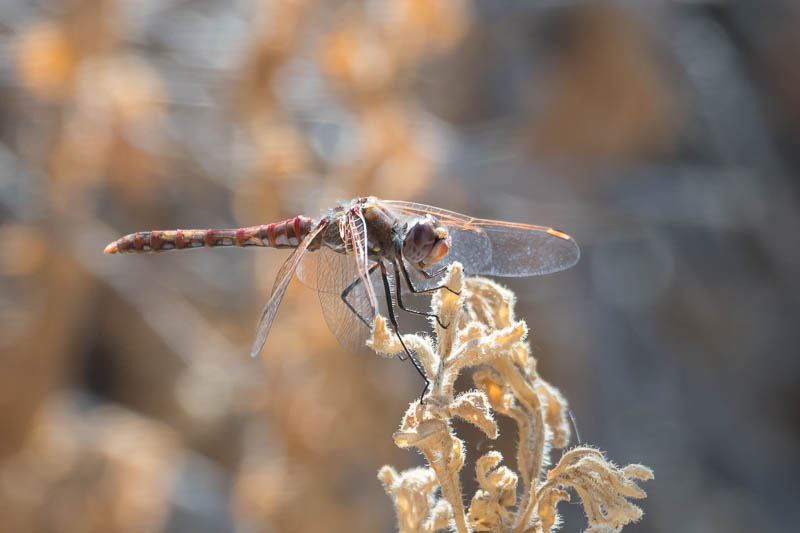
[250,220,328,357]
[346,209,379,315]
[384,200,580,277]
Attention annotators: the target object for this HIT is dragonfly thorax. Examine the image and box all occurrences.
[401,216,451,270]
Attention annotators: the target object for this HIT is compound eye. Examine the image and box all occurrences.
[402,222,436,263]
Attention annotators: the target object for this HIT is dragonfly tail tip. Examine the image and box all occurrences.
[104,242,119,254]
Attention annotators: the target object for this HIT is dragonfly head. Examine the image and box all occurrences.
[402,216,451,269]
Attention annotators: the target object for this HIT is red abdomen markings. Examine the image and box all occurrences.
[105,216,315,254]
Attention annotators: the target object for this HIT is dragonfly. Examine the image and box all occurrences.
[105,196,580,395]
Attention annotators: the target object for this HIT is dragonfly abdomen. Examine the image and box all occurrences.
[104,216,315,253]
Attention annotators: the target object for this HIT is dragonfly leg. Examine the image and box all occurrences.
[399,259,460,296]
[419,265,448,279]
[379,261,430,399]
[340,263,380,328]
[392,260,448,329]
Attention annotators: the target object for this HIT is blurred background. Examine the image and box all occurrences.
[1,0,798,532]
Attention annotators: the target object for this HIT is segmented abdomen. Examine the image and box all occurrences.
[105,216,315,253]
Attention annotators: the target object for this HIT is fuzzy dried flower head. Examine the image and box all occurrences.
[467,451,519,531]
[371,263,652,533]
[538,448,654,532]
[379,466,454,533]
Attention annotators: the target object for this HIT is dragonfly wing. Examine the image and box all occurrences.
[384,200,580,277]
[309,247,388,355]
[347,208,379,317]
[250,219,328,357]
[296,247,321,290]
[295,211,388,354]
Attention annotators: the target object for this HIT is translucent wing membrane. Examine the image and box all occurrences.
[298,246,387,355]
[298,246,419,298]
[346,209,378,316]
[384,200,580,277]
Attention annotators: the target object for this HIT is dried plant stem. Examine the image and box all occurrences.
[496,357,546,480]
[514,478,543,533]
[426,376,470,532]
[511,403,544,533]
[424,443,469,533]
[491,357,547,533]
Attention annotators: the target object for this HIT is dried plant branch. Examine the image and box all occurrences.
[370,263,652,533]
